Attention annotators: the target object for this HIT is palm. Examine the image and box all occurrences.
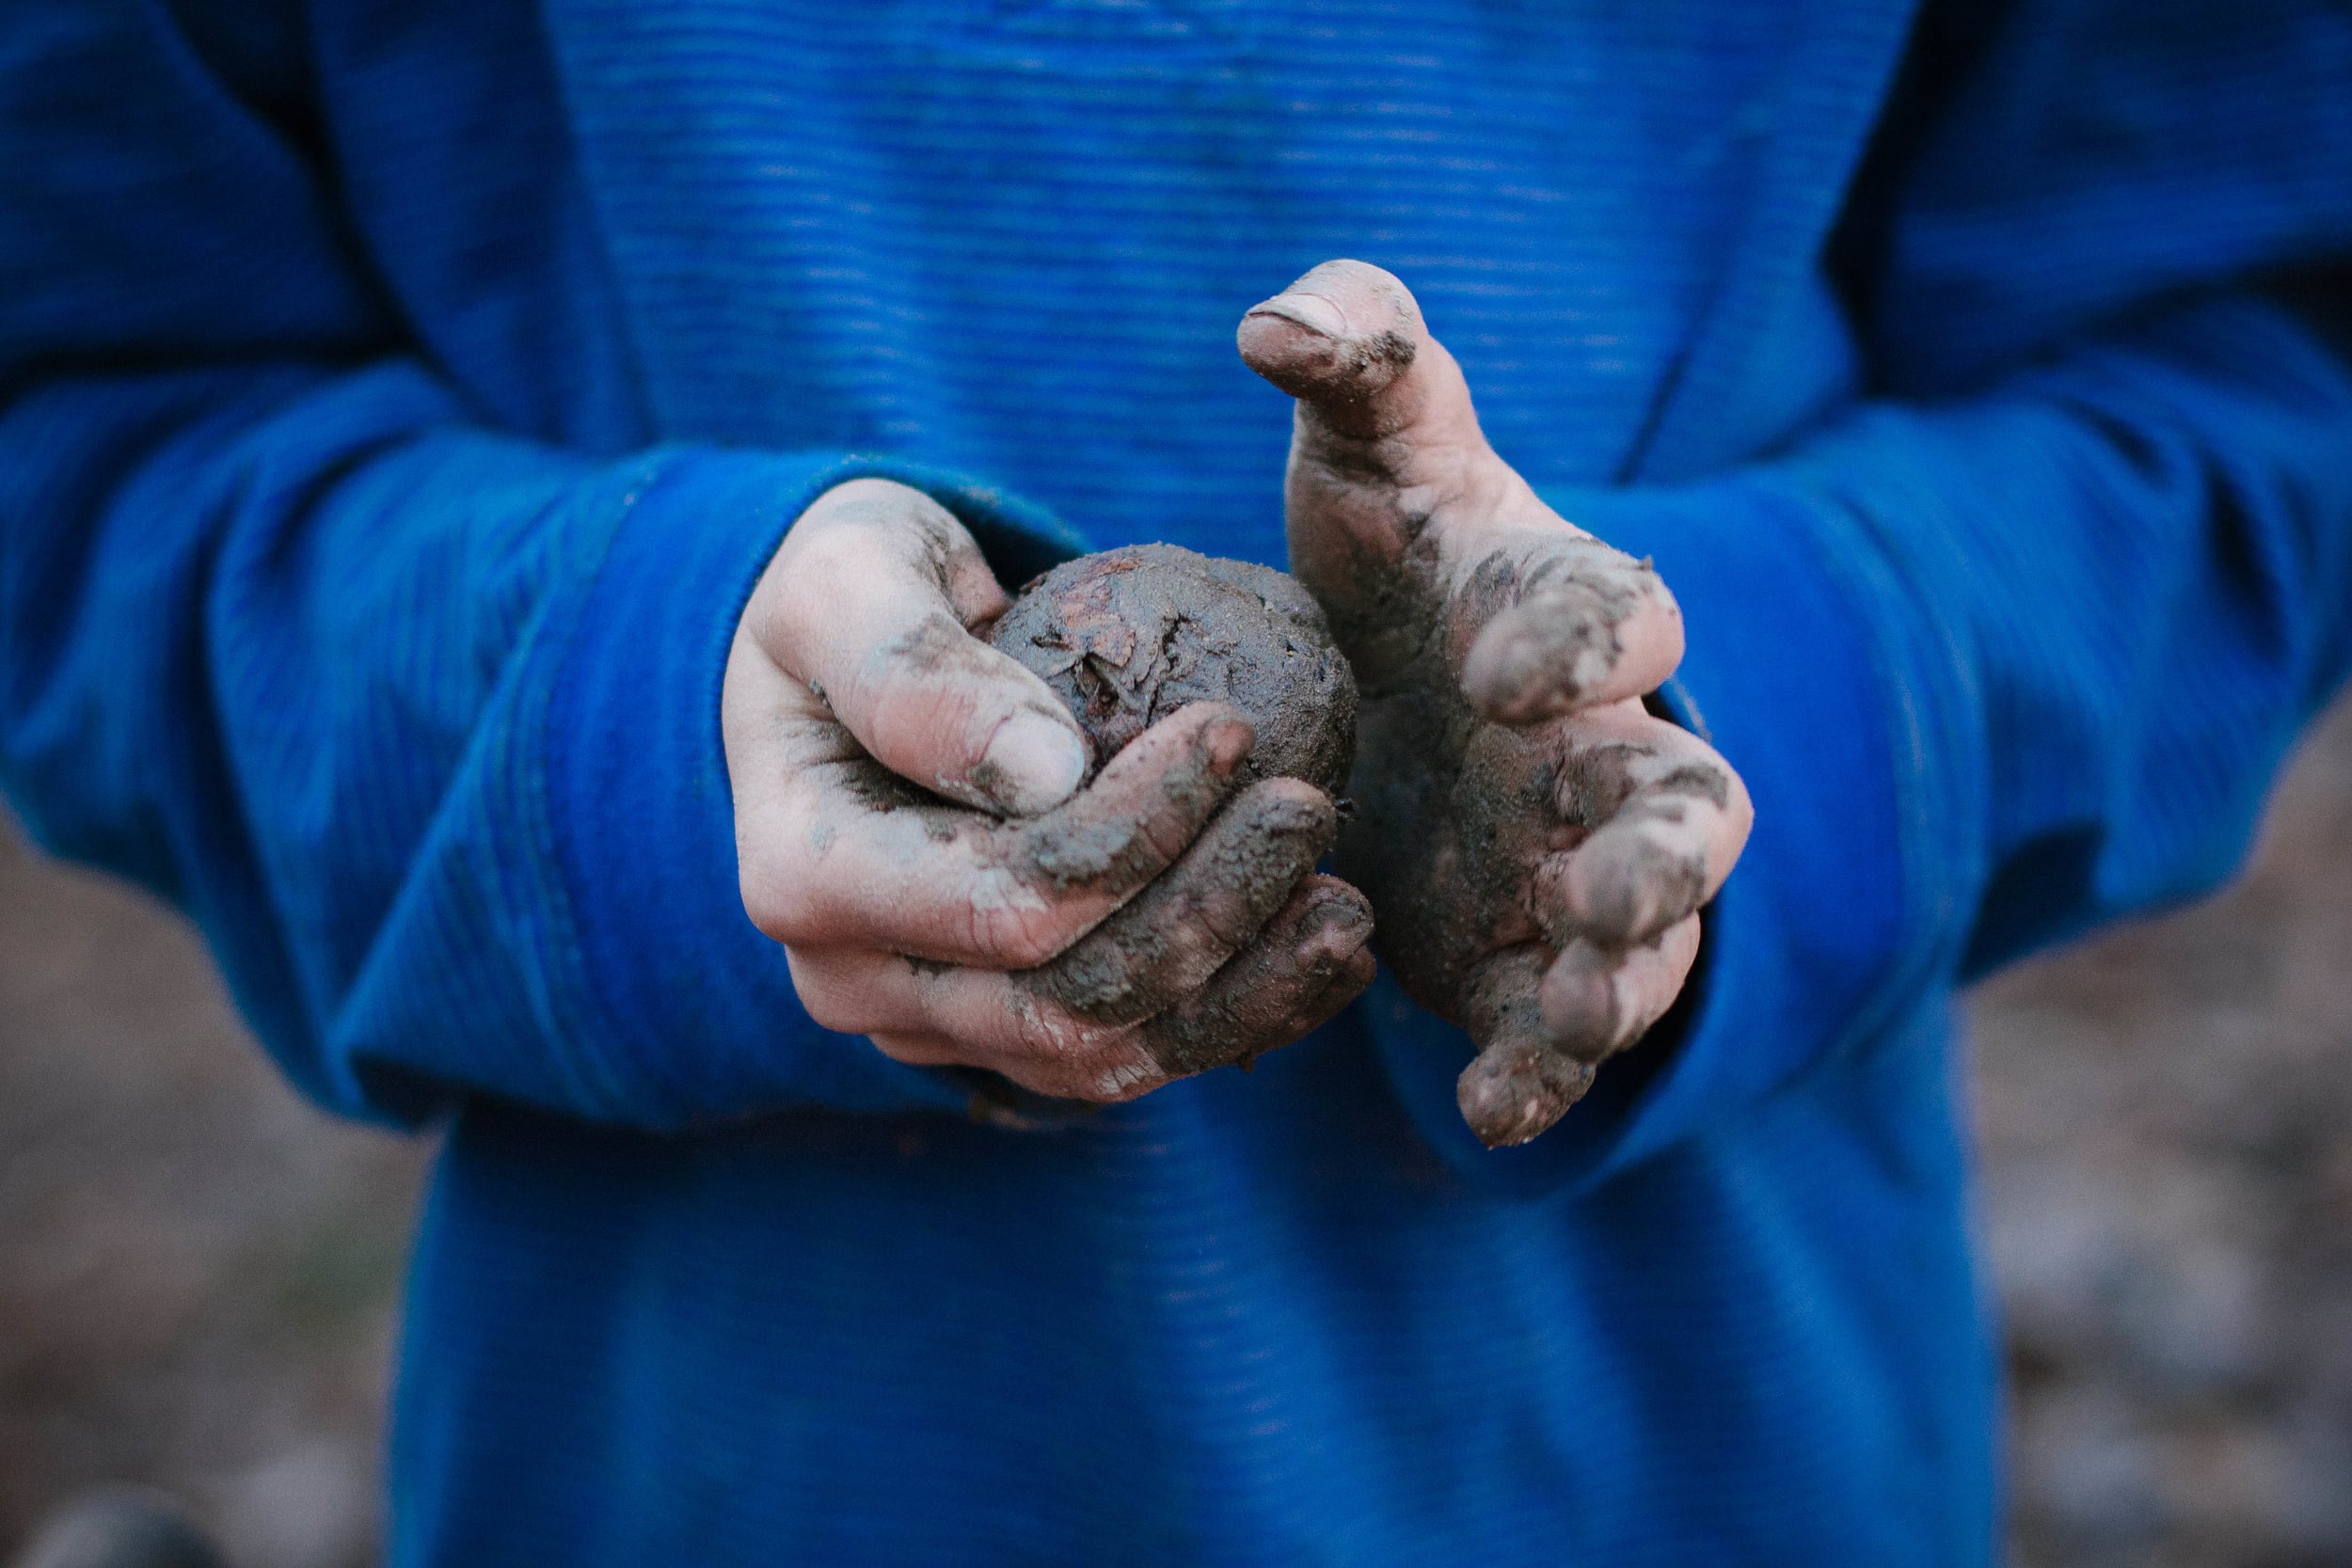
[1239,261,1752,1146]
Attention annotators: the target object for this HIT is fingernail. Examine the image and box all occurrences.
[1200,714,1257,776]
[1306,885,1375,946]
[1246,291,1348,340]
[1296,912,1373,974]
[978,711,1089,816]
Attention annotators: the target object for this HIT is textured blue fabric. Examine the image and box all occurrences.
[3,1,2349,1562]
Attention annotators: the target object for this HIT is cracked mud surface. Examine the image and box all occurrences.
[988,545,1362,1081]
[990,544,1358,799]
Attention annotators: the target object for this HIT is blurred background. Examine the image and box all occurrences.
[3,695,2349,1568]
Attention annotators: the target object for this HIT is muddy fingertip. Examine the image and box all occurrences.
[1536,942,1622,1063]
[1460,597,1624,724]
[1195,705,1260,777]
[1300,877,1376,947]
[1458,559,1683,724]
[1285,879,1377,985]
[1571,834,1711,951]
[1456,1043,1596,1148]
[1237,260,1421,402]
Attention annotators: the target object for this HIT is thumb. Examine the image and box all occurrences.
[1237,258,1491,466]
[1238,262,1515,683]
[755,479,1089,817]
[1240,265,1685,721]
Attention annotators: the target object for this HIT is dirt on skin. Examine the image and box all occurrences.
[1020,787,1337,1030]
[991,544,1359,799]
[1326,538,1709,1148]
[1236,261,1717,1146]
[988,545,1369,1081]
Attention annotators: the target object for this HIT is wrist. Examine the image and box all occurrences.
[1359,473,1964,1189]
[540,447,1088,1126]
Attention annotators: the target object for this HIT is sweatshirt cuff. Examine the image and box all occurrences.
[1363,474,1971,1193]
[539,446,1084,1128]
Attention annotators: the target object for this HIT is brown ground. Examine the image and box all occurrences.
[3,694,2348,1567]
[0,832,426,1568]
[1979,694,2352,1568]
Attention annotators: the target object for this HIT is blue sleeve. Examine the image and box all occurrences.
[0,3,1073,1128]
[1372,0,2352,1188]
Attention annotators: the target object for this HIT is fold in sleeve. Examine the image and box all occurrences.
[1374,283,2352,1191]
[0,1,1079,1128]
[1369,0,2352,1189]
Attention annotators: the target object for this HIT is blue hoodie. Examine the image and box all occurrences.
[4,2,2350,1562]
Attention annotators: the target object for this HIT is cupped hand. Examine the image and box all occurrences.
[1237,262,1754,1147]
[722,478,1376,1104]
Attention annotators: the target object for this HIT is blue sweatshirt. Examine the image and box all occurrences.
[5,2,2350,1562]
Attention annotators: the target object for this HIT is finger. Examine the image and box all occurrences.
[1538,915,1703,1065]
[1133,874,1377,1077]
[1454,944,1596,1148]
[742,703,1255,969]
[1236,259,1465,445]
[800,877,1375,1098]
[1451,534,1686,722]
[1238,263,1502,673]
[757,477,1089,816]
[1294,944,1382,1034]
[788,945,1167,1101]
[1534,719,1753,952]
[865,1030,963,1067]
[1239,261,1661,706]
[1021,781,1339,1026]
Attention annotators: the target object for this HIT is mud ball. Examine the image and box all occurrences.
[990,544,1358,798]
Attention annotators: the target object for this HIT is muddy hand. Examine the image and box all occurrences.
[1238,261,1753,1146]
[723,478,1375,1105]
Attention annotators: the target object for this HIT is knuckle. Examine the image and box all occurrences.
[1130,796,1209,871]
[972,894,1071,971]
[1003,1012,1163,1108]
[739,866,818,945]
[768,524,873,606]
[1170,903,1248,962]
[1023,935,1142,1023]
[785,961,860,1034]
[1071,1037,1165,1102]
[799,990,855,1034]
[1005,997,1090,1065]
[865,1033,932,1066]
[1089,1065,1163,1104]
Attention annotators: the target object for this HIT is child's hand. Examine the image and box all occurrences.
[722,479,1375,1103]
[1239,262,1753,1146]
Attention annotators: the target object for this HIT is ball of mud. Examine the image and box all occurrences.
[991,544,1358,798]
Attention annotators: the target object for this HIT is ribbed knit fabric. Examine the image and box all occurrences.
[3,1,2349,1562]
